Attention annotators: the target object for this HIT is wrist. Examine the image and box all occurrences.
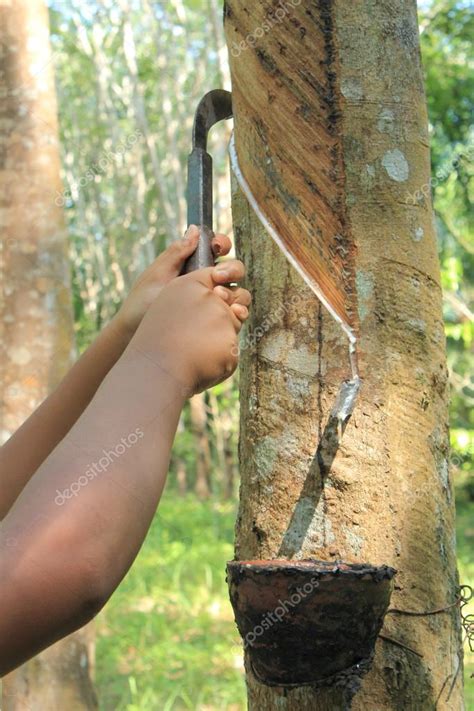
[122,342,192,404]
[107,312,137,350]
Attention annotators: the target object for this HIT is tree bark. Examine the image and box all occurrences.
[225,0,463,708]
[0,1,97,708]
[190,393,212,499]
[175,456,188,496]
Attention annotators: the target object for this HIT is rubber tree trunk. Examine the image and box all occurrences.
[224,1,463,708]
[0,1,97,708]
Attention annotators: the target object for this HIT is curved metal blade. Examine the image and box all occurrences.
[192,89,233,151]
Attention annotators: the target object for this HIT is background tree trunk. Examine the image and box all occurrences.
[190,393,212,499]
[225,0,464,708]
[0,1,97,708]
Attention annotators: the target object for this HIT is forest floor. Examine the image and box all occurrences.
[95,487,474,710]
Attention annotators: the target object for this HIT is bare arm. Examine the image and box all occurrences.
[0,228,237,519]
[0,317,130,519]
[0,260,249,675]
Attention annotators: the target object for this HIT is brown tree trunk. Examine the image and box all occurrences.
[0,1,97,708]
[175,457,188,496]
[209,390,227,493]
[223,436,235,500]
[208,384,237,498]
[225,0,463,708]
[189,393,212,499]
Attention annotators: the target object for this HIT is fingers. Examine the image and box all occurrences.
[211,233,232,258]
[138,228,234,286]
[213,285,251,307]
[166,228,231,269]
[213,286,251,326]
[158,229,232,280]
[230,304,249,322]
[184,259,246,291]
[182,258,251,327]
[211,259,245,285]
[147,225,200,277]
[170,225,201,266]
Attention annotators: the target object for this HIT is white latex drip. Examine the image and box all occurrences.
[228,131,359,391]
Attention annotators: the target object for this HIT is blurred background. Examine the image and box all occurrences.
[6,0,474,708]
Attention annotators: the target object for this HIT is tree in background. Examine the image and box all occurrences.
[48,0,238,500]
[0,1,96,708]
[225,0,463,707]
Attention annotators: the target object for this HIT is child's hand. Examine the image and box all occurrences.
[114,225,233,340]
[128,260,251,394]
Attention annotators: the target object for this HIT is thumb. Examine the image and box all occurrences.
[156,225,201,275]
[181,260,246,290]
[179,264,216,290]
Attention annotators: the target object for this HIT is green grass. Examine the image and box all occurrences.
[95,493,246,711]
[95,486,474,710]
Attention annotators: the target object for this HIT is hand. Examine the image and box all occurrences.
[128,260,251,394]
[114,225,233,340]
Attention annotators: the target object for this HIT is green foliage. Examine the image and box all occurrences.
[95,493,245,711]
[419,0,474,483]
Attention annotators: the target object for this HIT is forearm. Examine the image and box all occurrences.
[55,344,188,584]
[0,255,248,675]
[0,345,186,673]
[0,315,132,519]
